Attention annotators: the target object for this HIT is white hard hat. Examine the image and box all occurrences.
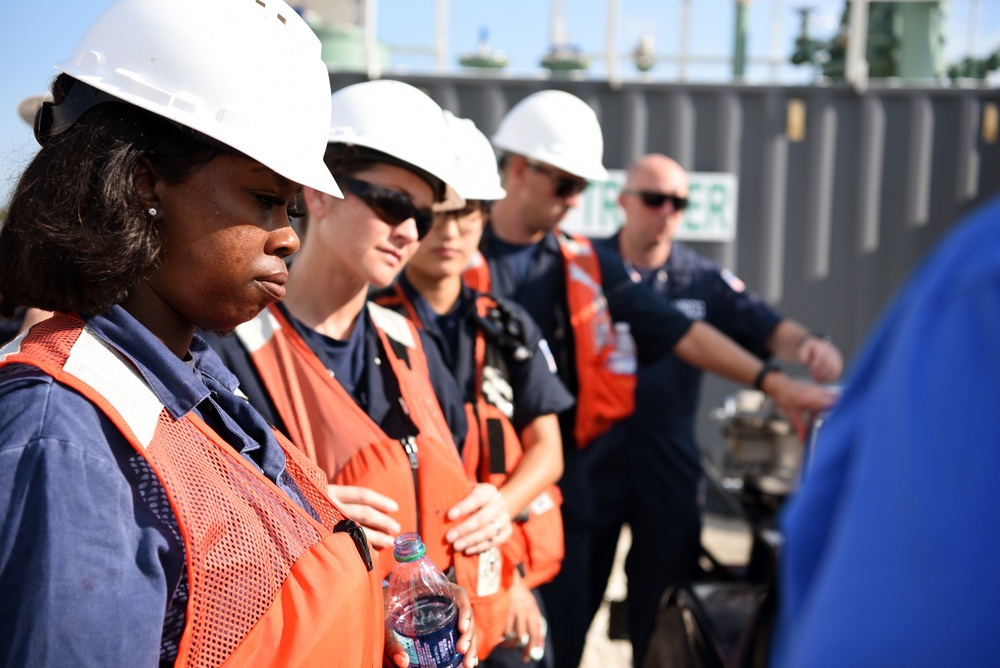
[441,111,506,204]
[54,0,341,197]
[491,90,608,182]
[327,80,463,207]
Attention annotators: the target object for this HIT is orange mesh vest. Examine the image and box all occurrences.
[0,313,383,668]
[234,303,513,658]
[377,286,565,590]
[464,232,637,447]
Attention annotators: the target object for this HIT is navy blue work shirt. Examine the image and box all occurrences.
[595,233,782,460]
[478,225,694,447]
[208,301,468,450]
[0,305,316,666]
[388,275,575,434]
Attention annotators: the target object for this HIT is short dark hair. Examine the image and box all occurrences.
[0,74,224,317]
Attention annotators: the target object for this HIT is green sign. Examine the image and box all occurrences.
[559,170,739,242]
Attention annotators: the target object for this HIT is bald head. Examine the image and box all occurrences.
[618,154,689,266]
[624,154,688,194]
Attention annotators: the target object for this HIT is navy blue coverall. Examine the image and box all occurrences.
[592,232,782,667]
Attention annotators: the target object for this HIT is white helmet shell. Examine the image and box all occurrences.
[491,90,608,182]
[327,80,463,207]
[56,0,341,197]
[441,111,506,204]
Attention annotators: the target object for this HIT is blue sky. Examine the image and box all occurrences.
[1,0,997,205]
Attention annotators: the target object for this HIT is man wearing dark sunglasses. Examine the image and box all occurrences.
[472,91,837,668]
[587,153,844,666]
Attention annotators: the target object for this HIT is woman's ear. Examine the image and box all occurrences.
[303,186,331,219]
[134,157,160,213]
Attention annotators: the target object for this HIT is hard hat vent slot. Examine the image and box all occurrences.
[256,0,265,6]
[112,70,171,108]
[73,49,102,73]
[278,14,286,24]
[170,92,200,115]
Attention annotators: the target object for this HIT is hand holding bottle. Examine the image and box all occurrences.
[385,533,478,667]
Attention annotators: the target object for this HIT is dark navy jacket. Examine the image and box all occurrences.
[595,232,782,469]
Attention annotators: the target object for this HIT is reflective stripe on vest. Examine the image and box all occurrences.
[1,314,383,668]
[464,234,636,447]
[235,303,513,658]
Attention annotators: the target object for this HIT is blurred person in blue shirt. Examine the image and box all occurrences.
[771,193,1000,667]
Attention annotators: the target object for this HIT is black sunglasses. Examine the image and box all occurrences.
[624,190,689,211]
[335,175,434,240]
[525,160,590,198]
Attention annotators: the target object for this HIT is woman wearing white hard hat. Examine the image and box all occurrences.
[208,80,499,665]
[373,112,574,666]
[0,1,483,665]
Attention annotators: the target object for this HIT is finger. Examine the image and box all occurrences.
[360,526,397,550]
[383,620,410,667]
[458,622,476,659]
[450,513,496,549]
[520,618,542,663]
[454,516,509,553]
[789,412,808,441]
[462,521,514,555]
[798,341,814,366]
[328,484,400,514]
[528,618,547,662]
[447,483,498,521]
[341,504,401,538]
[514,611,530,649]
[812,362,838,385]
[453,585,474,633]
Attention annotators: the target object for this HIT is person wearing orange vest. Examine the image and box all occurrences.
[471,89,837,668]
[207,81,507,663]
[375,112,575,667]
[0,1,434,665]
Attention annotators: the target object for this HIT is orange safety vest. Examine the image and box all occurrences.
[377,286,565,590]
[234,303,513,658]
[0,313,383,668]
[465,232,636,448]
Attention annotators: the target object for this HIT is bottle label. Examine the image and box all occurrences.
[477,546,502,597]
[608,323,637,375]
[393,624,462,668]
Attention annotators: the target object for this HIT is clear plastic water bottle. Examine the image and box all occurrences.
[387,532,463,668]
[607,321,637,374]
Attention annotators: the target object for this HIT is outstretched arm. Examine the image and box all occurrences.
[672,321,835,438]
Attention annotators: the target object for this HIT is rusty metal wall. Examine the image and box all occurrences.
[330,73,1000,453]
